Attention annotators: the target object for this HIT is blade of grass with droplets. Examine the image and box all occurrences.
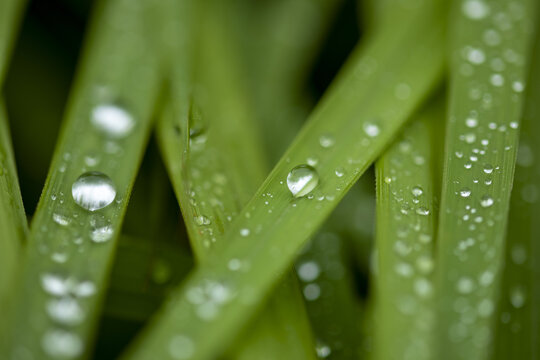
[0,101,27,308]
[492,11,540,359]
[124,0,446,358]
[156,1,317,358]
[0,0,28,327]
[230,2,366,356]
[435,0,537,359]
[372,98,442,360]
[2,0,161,357]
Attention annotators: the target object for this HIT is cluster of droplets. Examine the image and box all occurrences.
[185,279,236,322]
[376,131,435,360]
[40,273,97,358]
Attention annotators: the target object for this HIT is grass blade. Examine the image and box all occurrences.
[124,0,446,358]
[0,101,27,307]
[435,0,537,358]
[156,1,316,358]
[492,10,540,359]
[2,0,161,357]
[0,0,26,82]
[372,97,443,360]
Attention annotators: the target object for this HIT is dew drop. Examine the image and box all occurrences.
[240,228,250,237]
[46,298,85,326]
[462,0,490,20]
[363,121,380,138]
[297,261,321,282]
[480,195,494,208]
[169,335,195,359]
[91,103,134,138]
[303,283,321,301]
[459,188,472,198]
[287,165,319,198]
[90,225,113,243]
[72,172,116,211]
[42,330,83,359]
[319,134,335,148]
[416,207,430,216]
[483,164,494,174]
[465,117,478,128]
[411,186,424,197]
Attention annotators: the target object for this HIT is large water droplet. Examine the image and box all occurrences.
[72,172,116,211]
[287,165,319,198]
[91,103,134,138]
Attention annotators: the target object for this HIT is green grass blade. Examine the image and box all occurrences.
[0,0,26,82]
[155,1,316,358]
[372,97,442,360]
[124,1,446,358]
[2,0,161,357]
[0,101,27,307]
[492,11,540,359]
[435,0,537,359]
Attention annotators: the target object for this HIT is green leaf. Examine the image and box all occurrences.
[493,8,540,359]
[155,1,316,358]
[124,0,446,358]
[434,0,538,359]
[0,0,26,82]
[2,0,161,357]
[0,101,27,308]
[372,97,443,360]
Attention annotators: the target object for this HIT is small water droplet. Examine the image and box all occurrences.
[456,277,475,294]
[319,134,335,148]
[42,330,83,359]
[416,207,430,216]
[483,164,494,174]
[315,341,332,358]
[303,283,321,301]
[462,0,490,20]
[90,225,113,243]
[287,165,319,198]
[297,261,320,282]
[480,195,494,208]
[91,103,134,138]
[363,121,380,137]
[194,215,211,226]
[411,186,424,197]
[169,335,195,359]
[510,287,526,308]
[466,117,478,128]
[240,228,250,237]
[459,188,472,198]
[72,172,116,211]
[334,167,345,178]
[53,213,71,226]
[46,298,85,325]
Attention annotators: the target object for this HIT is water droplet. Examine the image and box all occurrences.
[46,298,85,325]
[462,0,490,20]
[466,48,485,64]
[287,165,319,198]
[303,283,321,301]
[228,259,242,271]
[466,117,478,128]
[90,225,113,243]
[240,228,250,237]
[91,103,134,138]
[464,133,476,144]
[319,134,335,148]
[297,261,320,282]
[169,335,195,359]
[194,215,211,226]
[459,188,472,198]
[72,172,116,211]
[510,287,526,308]
[42,330,83,359]
[307,157,318,166]
[480,195,494,208]
[411,186,424,197]
[416,207,430,216]
[512,81,525,92]
[316,341,332,358]
[456,277,475,294]
[53,213,71,226]
[490,74,504,87]
[363,121,380,137]
[483,164,494,174]
[41,274,69,296]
